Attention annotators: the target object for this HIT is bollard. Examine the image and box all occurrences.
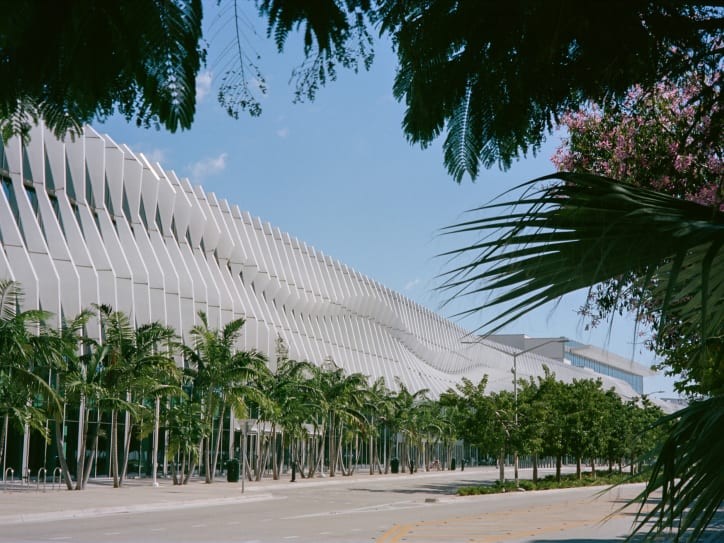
[52,467,63,490]
[37,468,47,492]
[4,467,14,492]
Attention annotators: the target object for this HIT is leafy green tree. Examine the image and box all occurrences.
[561,379,611,479]
[553,74,722,395]
[3,2,720,183]
[440,377,509,482]
[516,368,565,483]
[0,0,203,139]
[252,1,722,180]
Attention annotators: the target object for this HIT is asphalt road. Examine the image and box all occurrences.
[2,469,720,543]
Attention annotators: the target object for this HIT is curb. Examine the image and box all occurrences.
[0,493,276,526]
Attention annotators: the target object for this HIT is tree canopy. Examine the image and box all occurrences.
[0,0,203,139]
[2,1,721,182]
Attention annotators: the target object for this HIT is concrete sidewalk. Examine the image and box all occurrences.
[0,466,481,526]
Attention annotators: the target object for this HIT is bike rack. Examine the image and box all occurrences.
[52,467,62,490]
[3,467,13,492]
[37,468,47,492]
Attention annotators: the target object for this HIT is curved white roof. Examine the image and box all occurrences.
[0,123,641,400]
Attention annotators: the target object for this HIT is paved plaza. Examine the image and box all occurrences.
[0,467,721,542]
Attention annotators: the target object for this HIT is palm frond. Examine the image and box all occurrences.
[0,280,22,321]
[630,395,724,542]
[440,172,724,339]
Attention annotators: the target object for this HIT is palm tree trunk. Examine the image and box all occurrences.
[75,408,89,490]
[369,433,374,475]
[311,432,324,477]
[119,419,133,486]
[53,416,74,490]
[210,406,226,482]
[0,414,7,474]
[328,417,335,477]
[204,435,212,483]
[184,455,196,484]
[111,409,119,488]
[82,412,101,487]
[271,423,278,480]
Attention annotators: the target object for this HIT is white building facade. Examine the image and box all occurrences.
[0,124,642,399]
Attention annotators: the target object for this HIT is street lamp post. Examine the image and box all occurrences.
[463,336,566,487]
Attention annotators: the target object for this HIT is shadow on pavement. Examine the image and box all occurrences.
[349,480,480,496]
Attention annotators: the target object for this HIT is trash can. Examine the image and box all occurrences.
[226,459,240,482]
[390,458,400,474]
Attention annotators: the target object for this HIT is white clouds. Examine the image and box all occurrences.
[276,127,290,138]
[196,70,213,102]
[404,278,422,291]
[143,148,166,165]
[188,152,228,181]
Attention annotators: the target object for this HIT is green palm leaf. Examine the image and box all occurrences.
[440,172,724,340]
[631,396,724,542]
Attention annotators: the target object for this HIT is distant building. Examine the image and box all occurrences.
[489,335,654,395]
[564,341,655,395]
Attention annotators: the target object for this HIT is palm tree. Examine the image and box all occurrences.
[314,363,368,477]
[257,357,319,480]
[181,312,267,483]
[441,172,724,540]
[363,377,393,475]
[166,399,206,485]
[0,280,61,478]
[389,380,429,473]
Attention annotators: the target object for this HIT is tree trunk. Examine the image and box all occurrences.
[0,414,7,473]
[556,455,562,482]
[591,458,596,479]
[328,417,335,477]
[119,419,133,486]
[75,408,89,490]
[184,456,196,484]
[53,416,74,490]
[110,409,119,488]
[532,453,538,483]
[499,449,505,484]
[271,423,279,480]
[576,457,582,479]
[310,432,325,477]
[82,412,101,488]
[209,406,226,483]
[369,432,374,475]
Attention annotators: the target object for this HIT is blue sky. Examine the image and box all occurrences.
[95,3,674,396]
